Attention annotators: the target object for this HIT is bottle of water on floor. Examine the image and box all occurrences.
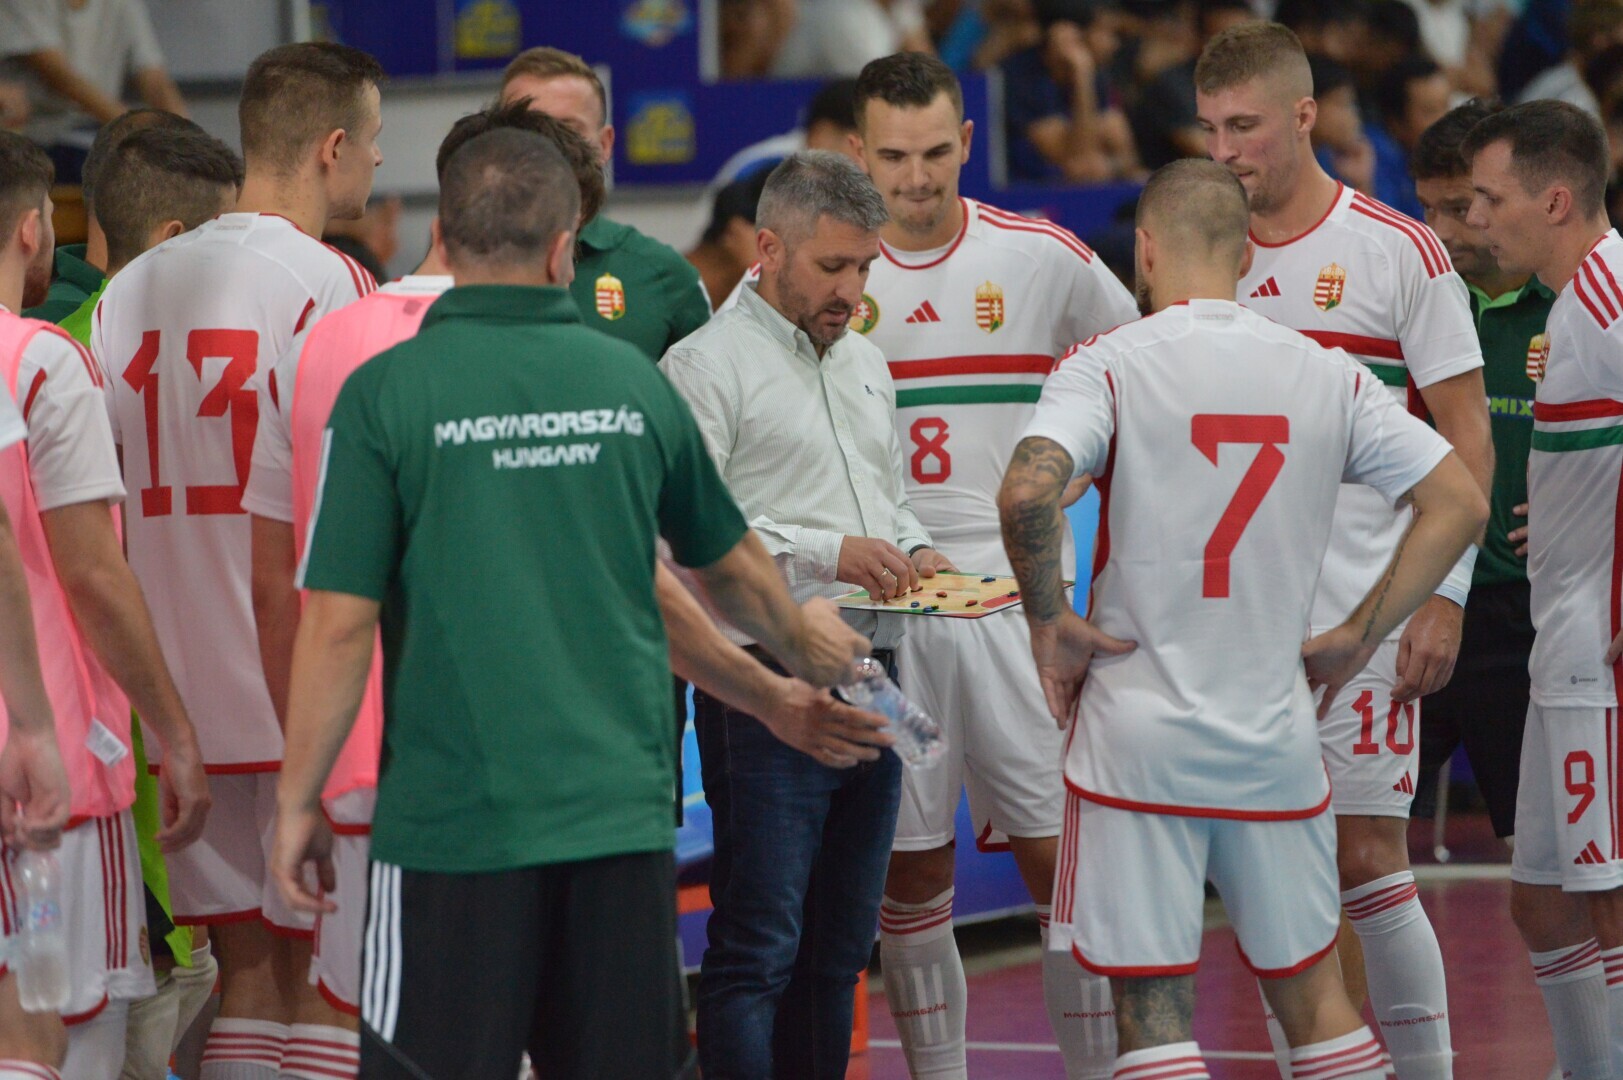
[15,849,70,1012]
[840,656,944,766]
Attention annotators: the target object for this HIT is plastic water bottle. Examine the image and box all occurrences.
[839,656,944,767]
[14,849,70,1013]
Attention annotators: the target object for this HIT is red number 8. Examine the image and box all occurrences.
[910,417,951,484]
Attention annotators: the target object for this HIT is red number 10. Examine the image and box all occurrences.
[122,328,261,518]
[1351,690,1416,755]
[1191,414,1289,598]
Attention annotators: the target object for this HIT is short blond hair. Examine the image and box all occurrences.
[1137,159,1250,265]
[1194,22,1312,101]
[501,47,607,125]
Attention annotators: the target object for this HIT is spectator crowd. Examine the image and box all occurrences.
[717,0,1623,220]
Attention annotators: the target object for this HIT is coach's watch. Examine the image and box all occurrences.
[907,544,932,556]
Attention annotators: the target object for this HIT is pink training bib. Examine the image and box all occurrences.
[290,286,439,820]
[0,310,134,821]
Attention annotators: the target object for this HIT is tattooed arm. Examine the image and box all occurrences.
[999,437,1136,725]
[1302,450,1486,717]
[999,436,1076,625]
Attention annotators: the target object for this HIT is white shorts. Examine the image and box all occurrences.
[1512,704,1623,891]
[310,788,374,1014]
[163,772,313,936]
[894,612,1065,850]
[1048,789,1342,978]
[0,812,155,1023]
[1316,640,1419,818]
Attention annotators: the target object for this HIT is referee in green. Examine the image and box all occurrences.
[268,128,869,1080]
[1410,99,1555,843]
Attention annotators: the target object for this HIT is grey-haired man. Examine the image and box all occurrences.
[662,150,950,1079]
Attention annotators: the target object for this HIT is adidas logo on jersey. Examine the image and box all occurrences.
[906,301,942,324]
[1391,774,1415,795]
[1249,277,1281,299]
[1576,841,1609,866]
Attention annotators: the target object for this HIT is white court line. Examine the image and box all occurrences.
[869,1040,1398,1074]
[1412,862,1513,882]
[869,1040,1273,1060]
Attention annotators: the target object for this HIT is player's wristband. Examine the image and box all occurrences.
[1434,545,1477,609]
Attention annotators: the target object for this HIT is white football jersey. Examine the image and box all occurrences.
[92,213,375,769]
[1238,183,1481,633]
[16,328,124,511]
[1025,301,1451,815]
[1528,230,1623,708]
[862,198,1138,574]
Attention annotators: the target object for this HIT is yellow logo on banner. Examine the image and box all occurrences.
[975,281,1005,333]
[621,0,692,47]
[595,273,626,321]
[1314,262,1347,312]
[627,99,696,165]
[851,293,879,334]
[1527,332,1549,382]
[454,0,521,59]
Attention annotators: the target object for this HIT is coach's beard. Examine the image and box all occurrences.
[776,268,852,350]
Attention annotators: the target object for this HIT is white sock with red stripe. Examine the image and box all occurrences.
[1257,981,1293,1078]
[1341,871,1451,1078]
[62,999,129,1078]
[201,1018,289,1079]
[1037,904,1115,1079]
[1531,939,1612,1079]
[1111,1041,1209,1079]
[1288,1027,1385,1079]
[1601,945,1623,1077]
[0,1062,62,1080]
[280,1023,359,1080]
[879,889,967,1078]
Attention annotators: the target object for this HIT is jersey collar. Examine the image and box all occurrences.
[879,197,971,270]
[418,284,580,330]
[1248,182,1346,249]
[578,215,628,254]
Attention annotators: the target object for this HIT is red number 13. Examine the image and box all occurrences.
[122,328,260,518]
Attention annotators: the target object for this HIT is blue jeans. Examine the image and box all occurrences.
[694,661,903,1079]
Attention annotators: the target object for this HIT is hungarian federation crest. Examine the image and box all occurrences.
[594,273,626,321]
[976,281,1005,333]
[1313,263,1346,311]
[851,293,879,335]
[1527,332,1549,382]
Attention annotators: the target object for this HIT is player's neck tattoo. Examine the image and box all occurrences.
[1000,437,1075,624]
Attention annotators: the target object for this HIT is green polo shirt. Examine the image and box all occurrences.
[570,215,711,360]
[299,285,747,873]
[23,244,103,324]
[1469,275,1555,587]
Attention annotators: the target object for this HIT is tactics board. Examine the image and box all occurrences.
[834,572,1027,618]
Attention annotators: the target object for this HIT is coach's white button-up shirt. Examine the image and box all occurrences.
[662,280,931,648]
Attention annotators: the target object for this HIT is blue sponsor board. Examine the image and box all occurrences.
[323,0,1147,251]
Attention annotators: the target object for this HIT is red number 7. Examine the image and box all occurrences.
[1191,414,1290,598]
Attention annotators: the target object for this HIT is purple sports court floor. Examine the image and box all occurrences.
[850,813,1553,1079]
